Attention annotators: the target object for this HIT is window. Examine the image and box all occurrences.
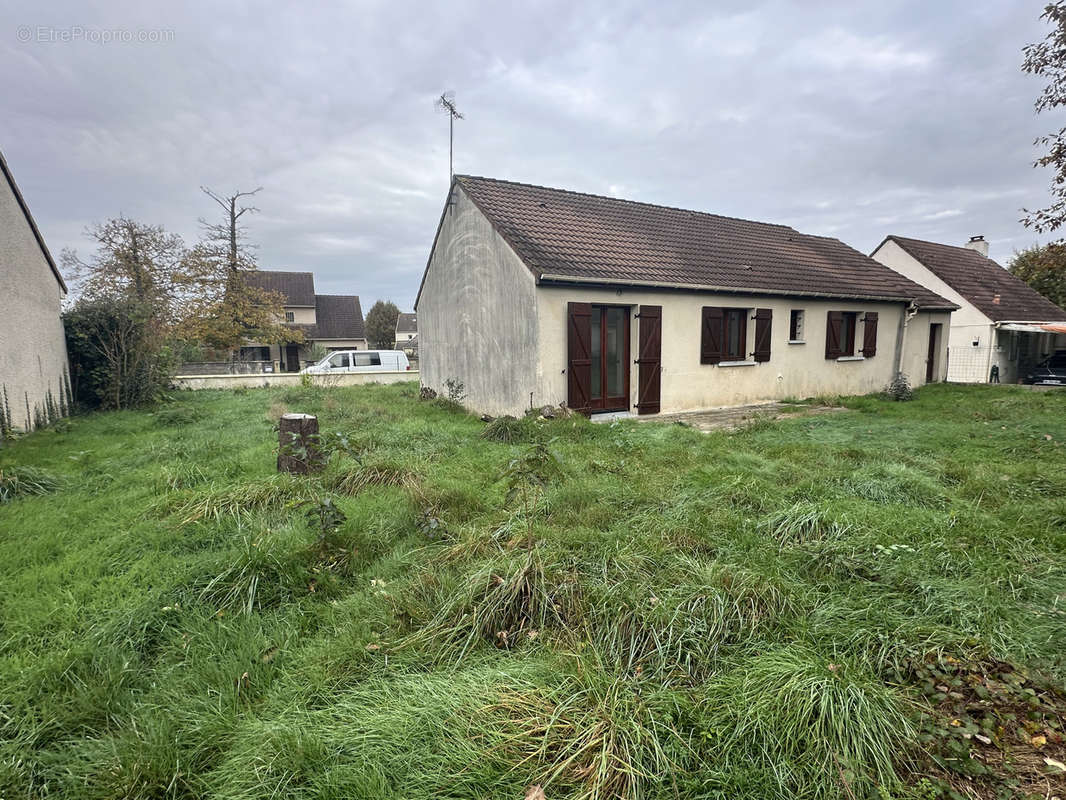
[825,311,862,359]
[789,310,805,342]
[724,308,747,360]
[285,311,295,322]
[839,312,857,356]
[701,307,772,364]
[328,353,350,369]
[238,346,270,362]
[353,352,382,367]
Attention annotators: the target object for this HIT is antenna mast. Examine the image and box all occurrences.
[435,91,464,180]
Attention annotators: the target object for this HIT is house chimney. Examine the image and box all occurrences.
[964,235,989,258]
[992,292,1001,305]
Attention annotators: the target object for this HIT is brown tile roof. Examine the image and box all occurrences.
[450,175,957,310]
[311,294,365,340]
[883,235,1066,322]
[243,270,316,306]
[395,312,417,334]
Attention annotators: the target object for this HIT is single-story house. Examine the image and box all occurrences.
[870,235,1066,384]
[0,148,69,431]
[241,270,367,372]
[415,176,958,417]
[395,312,418,354]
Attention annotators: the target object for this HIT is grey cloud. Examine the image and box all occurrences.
[1,0,1058,310]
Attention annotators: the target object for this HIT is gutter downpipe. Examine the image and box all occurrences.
[893,301,919,379]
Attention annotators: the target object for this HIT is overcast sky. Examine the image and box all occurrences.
[2,0,1060,310]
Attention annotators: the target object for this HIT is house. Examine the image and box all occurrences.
[395,312,418,355]
[0,148,69,431]
[241,270,367,372]
[415,176,958,417]
[870,236,1066,384]
[395,312,417,347]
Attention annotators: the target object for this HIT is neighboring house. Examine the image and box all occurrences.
[870,236,1066,384]
[395,312,418,353]
[241,270,367,372]
[0,148,69,431]
[416,176,957,417]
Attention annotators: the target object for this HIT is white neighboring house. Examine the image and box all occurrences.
[871,236,1066,384]
[394,312,418,356]
[0,148,69,431]
[416,176,957,418]
[240,270,368,372]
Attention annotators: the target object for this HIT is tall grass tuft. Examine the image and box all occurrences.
[489,670,685,800]
[156,474,317,523]
[0,465,61,503]
[198,524,311,613]
[700,648,913,798]
[762,501,851,545]
[406,548,581,658]
[481,415,533,443]
[325,460,421,496]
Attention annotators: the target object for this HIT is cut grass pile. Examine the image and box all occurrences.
[1,382,1065,799]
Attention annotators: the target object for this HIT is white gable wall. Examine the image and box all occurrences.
[0,174,68,431]
[871,239,994,382]
[417,186,540,415]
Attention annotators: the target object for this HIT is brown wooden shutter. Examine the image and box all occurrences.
[636,305,662,415]
[567,302,592,413]
[825,310,843,359]
[753,308,772,362]
[701,307,723,364]
[860,312,878,357]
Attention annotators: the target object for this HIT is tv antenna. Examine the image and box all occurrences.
[435,91,464,180]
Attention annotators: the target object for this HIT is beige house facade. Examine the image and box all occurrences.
[417,176,956,417]
[871,236,1066,384]
[0,149,69,431]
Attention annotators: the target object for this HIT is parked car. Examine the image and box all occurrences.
[301,350,411,374]
[1025,350,1066,386]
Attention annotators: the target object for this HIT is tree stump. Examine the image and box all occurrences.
[277,413,324,474]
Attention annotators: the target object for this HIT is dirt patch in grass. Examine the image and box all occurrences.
[902,655,1066,799]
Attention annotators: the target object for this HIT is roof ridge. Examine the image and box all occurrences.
[256,269,315,275]
[888,234,990,256]
[455,174,798,232]
[315,293,359,299]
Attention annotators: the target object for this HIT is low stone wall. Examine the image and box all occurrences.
[172,371,418,390]
[178,361,276,376]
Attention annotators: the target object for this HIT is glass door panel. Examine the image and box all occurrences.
[605,307,625,400]
[590,312,602,400]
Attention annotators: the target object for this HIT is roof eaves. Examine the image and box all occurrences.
[536,272,958,308]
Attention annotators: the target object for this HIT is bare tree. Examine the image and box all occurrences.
[177,187,297,350]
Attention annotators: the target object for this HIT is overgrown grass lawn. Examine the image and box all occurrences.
[2,383,1065,799]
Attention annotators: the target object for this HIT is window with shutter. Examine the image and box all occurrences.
[701,307,723,364]
[825,311,843,359]
[860,312,878,357]
[753,308,772,362]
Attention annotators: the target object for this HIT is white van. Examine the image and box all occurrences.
[301,349,411,374]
